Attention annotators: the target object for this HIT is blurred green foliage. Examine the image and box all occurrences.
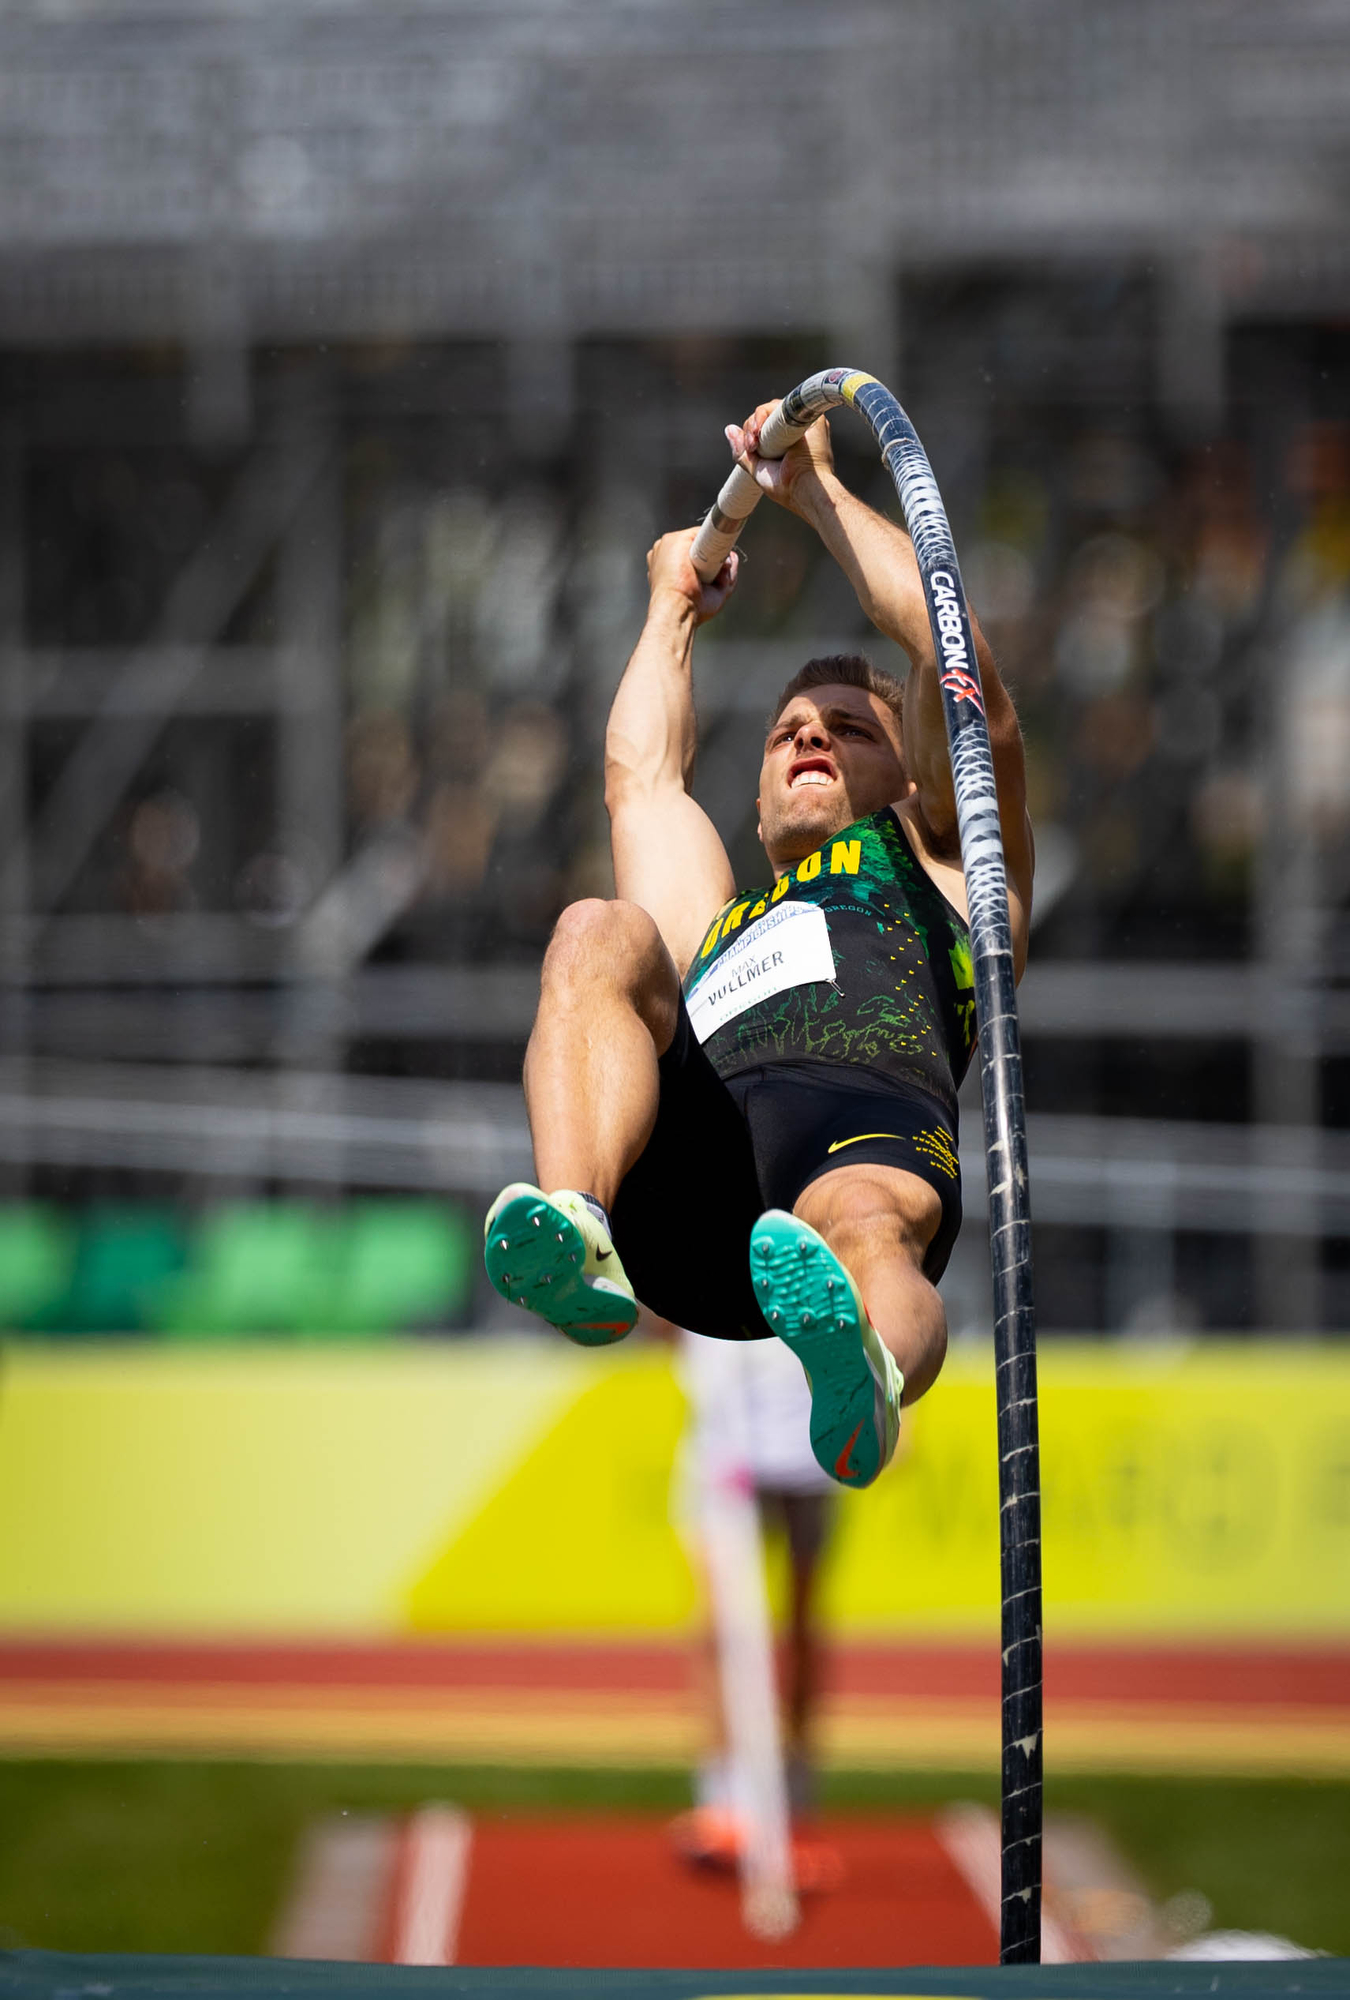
[0,1209,77,1328]
[0,1200,476,1338]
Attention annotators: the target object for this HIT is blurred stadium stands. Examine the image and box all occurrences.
[0,0,1349,1335]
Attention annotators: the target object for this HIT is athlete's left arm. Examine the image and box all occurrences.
[732,405,1034,972]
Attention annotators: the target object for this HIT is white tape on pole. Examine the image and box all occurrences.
[687,515,743,579]
[756,404,809,458]
[714,463,762,524]
[689,410,812,580]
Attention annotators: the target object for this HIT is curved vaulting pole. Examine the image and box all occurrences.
[693,368,1044,1965]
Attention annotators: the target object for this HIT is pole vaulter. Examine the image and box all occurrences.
[484,365,1041,1963]
[690,367,1043,1965]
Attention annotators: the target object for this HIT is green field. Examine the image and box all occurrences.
[0,1762,1346,1961]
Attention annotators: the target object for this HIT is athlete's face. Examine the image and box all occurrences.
[757,685,910,870]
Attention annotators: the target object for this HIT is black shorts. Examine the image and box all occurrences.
[609,995,963,1342]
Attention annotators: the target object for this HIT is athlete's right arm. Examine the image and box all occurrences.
[604,528,739,976]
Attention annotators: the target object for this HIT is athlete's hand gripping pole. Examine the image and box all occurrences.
[694,367,1044,1966]
[689,403,811,581]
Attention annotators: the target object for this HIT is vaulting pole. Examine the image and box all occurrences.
[692,368,1043,1963]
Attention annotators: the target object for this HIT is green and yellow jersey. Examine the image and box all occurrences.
[683,807,976,1119]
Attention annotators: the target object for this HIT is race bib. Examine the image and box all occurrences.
[686,899,835,1044]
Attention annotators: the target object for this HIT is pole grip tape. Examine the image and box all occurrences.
[713,463,762,524]
[687,513,742,579]
[755,404,811,459]
[689,409,812,580]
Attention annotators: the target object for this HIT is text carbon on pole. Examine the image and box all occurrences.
[694,369,1043,1963]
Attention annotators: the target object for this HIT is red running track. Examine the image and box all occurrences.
[0,1639,1345,1708]
[453,1815,997,1970]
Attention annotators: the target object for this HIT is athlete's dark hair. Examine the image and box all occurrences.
[767,653,906,738]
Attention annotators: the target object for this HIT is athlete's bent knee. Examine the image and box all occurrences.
[540,898,679,1042]
[545,898,657,976]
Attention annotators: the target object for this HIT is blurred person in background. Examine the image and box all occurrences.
[669,1322,843,1887]
[485,403,1032,1489]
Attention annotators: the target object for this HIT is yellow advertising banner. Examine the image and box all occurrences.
[0,1337,1345,1638]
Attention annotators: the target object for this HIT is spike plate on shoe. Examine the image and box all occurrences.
[483,1184,636,1347]
[749,1208,897,1489]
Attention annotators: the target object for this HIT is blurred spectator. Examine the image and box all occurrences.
[671,1326,838,1863]
[118,790,201,917]
[348,711,418,830]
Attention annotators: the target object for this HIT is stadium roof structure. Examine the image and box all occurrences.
[0,0,1347,350]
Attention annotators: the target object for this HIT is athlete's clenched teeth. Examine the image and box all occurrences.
[788,758,835,789]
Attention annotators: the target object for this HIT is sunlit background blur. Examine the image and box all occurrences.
[0,0,1347,1973]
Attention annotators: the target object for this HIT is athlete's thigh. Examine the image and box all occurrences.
[793,1159,944,1266]
[609,1000,771,1341]
[738,1063,963,1281]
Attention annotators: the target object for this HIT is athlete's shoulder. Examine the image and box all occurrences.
[889,796,970,926]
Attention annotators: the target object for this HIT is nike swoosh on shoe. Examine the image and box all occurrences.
[834,1419,866,1481]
